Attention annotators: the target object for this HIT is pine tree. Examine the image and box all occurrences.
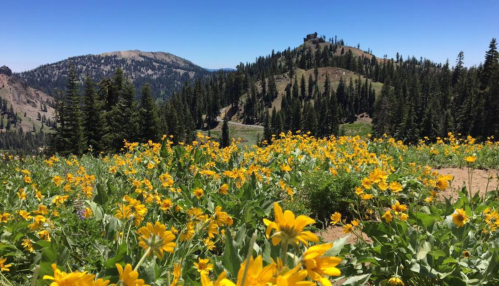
[264,111,272,142]
[300,74,306,98]
[62,66,86,155]
[107,67,124,110]
[397,97,419,143]
[372,80,392,136]
[109,80,138,151]
[303,102,318,135]
[328,92,340,135]
[83,75,107,153]
[481,38,498,89]
[292,99,302,132]
[138,83,160,142]
[308,74,314,97]
[292,76,299,99]
[482,39,499,137]
[221,116,230,147]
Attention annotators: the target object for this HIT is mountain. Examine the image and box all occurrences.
[224,35,383,126]
[16,50,211,99]
[205,68,237,72]
[0,66,55,133]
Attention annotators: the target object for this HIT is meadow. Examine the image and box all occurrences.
[0,132,499,285]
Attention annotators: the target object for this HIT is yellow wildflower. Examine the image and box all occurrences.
[263,202,318,246]
[452,209,469,228]
[194,258,213,275]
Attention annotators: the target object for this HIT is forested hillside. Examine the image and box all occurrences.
[164,33,499,143]
[0,66,54,153]
[4,33,499,155]
[16,50,210,100]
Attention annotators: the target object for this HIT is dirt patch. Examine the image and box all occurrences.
[437,168,499,200]
[319,226,372,244]
[319,168,499,243]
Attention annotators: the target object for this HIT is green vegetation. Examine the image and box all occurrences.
[1,133,499,285]
[201,125,263,148]
[339,122,372,137]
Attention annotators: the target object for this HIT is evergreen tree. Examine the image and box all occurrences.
[107,67,124,110]
[138,83,160,142]
[61,66,86,155]
[221,116,230,147]
[263,111,272,143]
[109,80,138,151]
[481,38,498,89]
[300,74,306,98]
[328,92,340,135]
[83,75,107,153]
[482,39,499,137]
[372,80,392,136]
[308,74,314,97]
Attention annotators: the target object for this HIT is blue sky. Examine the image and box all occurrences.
[2,0,498,72]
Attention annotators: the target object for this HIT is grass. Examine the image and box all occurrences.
[339,122,372,137]
[199,125,263,148]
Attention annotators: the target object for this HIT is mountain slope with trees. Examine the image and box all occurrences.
[0,66,54,152]
[4,33,499,155]
[16,50,211,100]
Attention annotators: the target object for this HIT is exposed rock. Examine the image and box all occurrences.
[0,66,12,76]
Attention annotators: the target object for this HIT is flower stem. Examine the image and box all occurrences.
[281,241,289,266]
[134,248,151,271]
[0,271,14,286]
[30,265,40,286]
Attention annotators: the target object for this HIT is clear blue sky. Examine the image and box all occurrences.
[2,0,498,72]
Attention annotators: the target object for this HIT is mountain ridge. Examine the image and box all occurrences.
[15,50,211,99]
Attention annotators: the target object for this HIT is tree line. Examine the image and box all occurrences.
[51,35,499,156]
[53,65,244,155]
[372,39,499,142]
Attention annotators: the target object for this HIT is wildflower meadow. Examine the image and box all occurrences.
[1,133,499,285]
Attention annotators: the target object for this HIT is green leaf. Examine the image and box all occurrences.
[342,274,371,285]
[262,239,272,264]
[56,246,70,266]
[86,200,104,221]
[411,212,439,230]
[325,235,349,257]
[105,243,128,269]
[428,250,446,259]
[222,230,242,278]
[417,241,432,260]
[37,262,56,285]
[107,180,117,195]
[41,244,58,263]
[160,140,169,158]
[94,182,109,205]
[244,206,254,225]
[363,222,390,239]
[443,257,458,265]
[105,217,119,240]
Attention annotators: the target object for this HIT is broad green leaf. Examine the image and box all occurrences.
[428,250,446,259]
[325,235,350,257]
[105,243,128,269]
[342,274,371,285]
[417,241,432,260]
[94,182,108,205]
[222,231,241,278]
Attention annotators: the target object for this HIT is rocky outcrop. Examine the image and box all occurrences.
[0,66,12,76]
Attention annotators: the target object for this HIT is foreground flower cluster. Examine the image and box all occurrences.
[0,133,498,285]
